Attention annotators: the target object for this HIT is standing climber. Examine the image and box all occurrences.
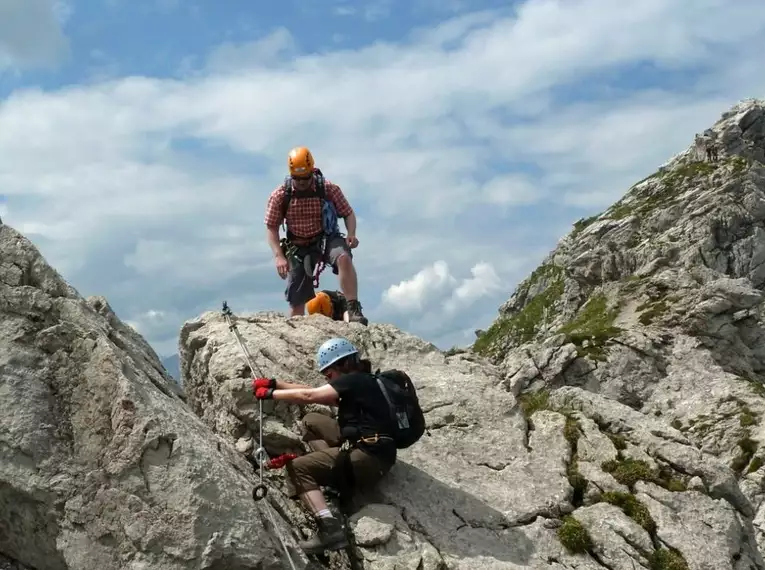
[252,338,399,554]
[264,147,368,325]
[710,141,719,162]
[307,290,349,322]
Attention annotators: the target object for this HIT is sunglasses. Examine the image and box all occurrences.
[292,174,312,181]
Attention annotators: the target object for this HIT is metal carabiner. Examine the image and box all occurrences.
[252,483,268,501]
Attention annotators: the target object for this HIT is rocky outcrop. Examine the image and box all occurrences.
[179,306,765,569]
[0,222,301,570]
[467,98,765,568]
[180,309,599,569]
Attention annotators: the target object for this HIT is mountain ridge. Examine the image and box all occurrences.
[2,97,765,569]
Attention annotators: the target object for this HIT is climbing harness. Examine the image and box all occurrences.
[220,301,299,570]
[279,236,327,289]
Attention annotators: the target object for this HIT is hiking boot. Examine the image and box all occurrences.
[346,299,368,326]
[299,516,349,555]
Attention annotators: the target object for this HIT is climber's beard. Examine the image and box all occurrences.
[292,176,313,191]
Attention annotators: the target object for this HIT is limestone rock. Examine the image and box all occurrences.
[466,98,765,569]
[179,310,584,568]
[0,223,299,569]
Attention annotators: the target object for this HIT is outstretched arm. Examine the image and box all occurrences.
[270,383,340,406]
[253,377,312,393]
[275,379,312,390]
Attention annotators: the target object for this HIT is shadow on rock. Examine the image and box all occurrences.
[350,461,536,566]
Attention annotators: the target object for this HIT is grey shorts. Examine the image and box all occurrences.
[285,234,352,307]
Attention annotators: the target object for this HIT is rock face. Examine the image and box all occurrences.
[468,98,765,568]
[0,222,301,569]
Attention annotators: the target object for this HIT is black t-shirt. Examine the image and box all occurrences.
[331,371,397,465]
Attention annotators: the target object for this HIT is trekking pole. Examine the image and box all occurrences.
[220,303,303,570]
[221,301,268,502]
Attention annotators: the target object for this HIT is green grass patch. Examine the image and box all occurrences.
[638,299,670,326]
[564,416,587,507]
[728,155,751,175]
[740,409,757,427]
[559,293,622,361]
[601,457,687,492]
[557,516,592,554]
[605,161,716,221]
[602,457,656,488]
[731,436,758,474]
[650,547,690,570]
[747,456,764,474]
[601,491,656,534]
[473,264,565,356]
[608,433,628,451]
[518,389,550,419]
[740,376,765,398]
[571,215,600,239]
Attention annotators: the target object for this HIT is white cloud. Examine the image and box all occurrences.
[381,259,505,321]
[481,174,543,208]
[2,0,765,353]
[382,261,456,312]
[444,262,503,313]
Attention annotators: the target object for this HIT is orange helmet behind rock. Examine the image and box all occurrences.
[288,146,315,177]
[306,291,332,317]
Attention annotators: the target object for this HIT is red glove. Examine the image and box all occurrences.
[266,453,298,469]
[252,377,276,394]
[255,387,274,400]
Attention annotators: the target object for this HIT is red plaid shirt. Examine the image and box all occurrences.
[264,179,353,239]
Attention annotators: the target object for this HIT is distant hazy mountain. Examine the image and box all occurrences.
[161,353,181,383]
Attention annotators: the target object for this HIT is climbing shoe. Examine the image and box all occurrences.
[299,516,349,555]
[346,299,368,326]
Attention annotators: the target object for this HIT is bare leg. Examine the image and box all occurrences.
[301,489,330,514]
[336,254,357,301]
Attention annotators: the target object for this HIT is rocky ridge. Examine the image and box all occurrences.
[1,98,765,570]
[469,98,765,567]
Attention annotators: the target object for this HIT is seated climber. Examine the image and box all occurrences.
[306,289,349,322]
[252,337,397,555]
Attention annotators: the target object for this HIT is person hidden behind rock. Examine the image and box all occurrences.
[306,290,349,322]
[263,146,368,325]
[252,337,426,555]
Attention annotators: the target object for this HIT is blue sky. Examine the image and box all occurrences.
[2,0,765,362]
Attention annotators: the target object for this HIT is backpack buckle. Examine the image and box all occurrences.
[358,434,380,444]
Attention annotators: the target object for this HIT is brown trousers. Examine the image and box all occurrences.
[285,412,392,497]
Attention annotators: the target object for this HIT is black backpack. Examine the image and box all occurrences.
[374,369,427,449]
[323,290,347,321]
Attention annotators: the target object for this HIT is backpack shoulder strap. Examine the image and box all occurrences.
[280,176,293,223]
[374,371,397,423]
[313,168,327,200]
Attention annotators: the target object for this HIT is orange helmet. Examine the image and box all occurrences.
[288,146,315,177]
[306,291,333,317]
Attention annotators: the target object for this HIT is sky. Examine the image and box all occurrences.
[1,0,765,363]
